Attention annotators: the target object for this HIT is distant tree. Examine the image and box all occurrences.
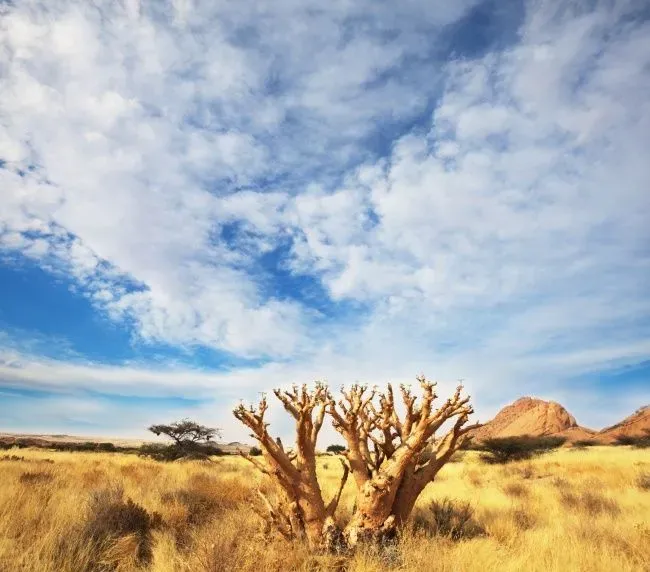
[249,446,263,456]
[148,419,220,445]
[142,419,222,461]
[326,444,346,454]
[479,435,566,464]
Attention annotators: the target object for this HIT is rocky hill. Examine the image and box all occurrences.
[598,405,650,442]
[468,397,650,445]
[469,397,597,442]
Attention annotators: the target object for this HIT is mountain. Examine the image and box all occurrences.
[0,433,253,453]
[598,406,650,442]
[469,397,595,442]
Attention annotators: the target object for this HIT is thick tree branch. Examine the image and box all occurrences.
[326,458,350,516]
[234,397,299,479]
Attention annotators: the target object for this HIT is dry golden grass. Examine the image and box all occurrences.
[0,446,648,571]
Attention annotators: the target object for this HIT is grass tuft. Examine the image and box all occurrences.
[636,473,650,491]
[417,498,485,541]
[19,470,54,485]
[82,487,162,566]
[559,490,620,516]
[502,482,529,498]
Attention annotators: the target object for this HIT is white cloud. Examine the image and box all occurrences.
[288,0,650,323]
[0,0,649,436]
[0,0,480,357]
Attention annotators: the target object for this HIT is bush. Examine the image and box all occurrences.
[425,498,485,541]
[139,442,223,462]
[83,488,161,565]
[573,440,597,448]
[1,438,132,454]
[96,442,117,452]
[479,435,567,464]
[248,446,263,456]
[139,443,182,462]
[326,444,346,454]
[614,431,650,448]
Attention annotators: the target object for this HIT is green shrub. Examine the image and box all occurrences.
[248,446,263,456]
[614,431,650,448]
[139,442,223,462]
[479,435,567,464]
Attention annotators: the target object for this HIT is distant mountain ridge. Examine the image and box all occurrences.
[598,405,650,442]
[2,402,648,450]
[469,398,648,444]
[0,432,253,453]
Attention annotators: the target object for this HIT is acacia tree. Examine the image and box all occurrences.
[148,419,220,445]
[145,419,222,460]
[233,376,479,549]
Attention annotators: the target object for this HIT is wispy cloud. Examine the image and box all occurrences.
[0,0,649,436]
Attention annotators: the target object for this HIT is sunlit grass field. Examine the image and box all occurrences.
[0,446,648,571]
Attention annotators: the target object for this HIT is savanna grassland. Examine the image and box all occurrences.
[0,446,648,572]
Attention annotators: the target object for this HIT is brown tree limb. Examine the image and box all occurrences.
[326,458,350,516]
[239,451,271,475]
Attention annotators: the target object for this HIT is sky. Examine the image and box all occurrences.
[0,0,649,443]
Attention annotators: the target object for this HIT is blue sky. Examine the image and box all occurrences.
[0,0,649,441]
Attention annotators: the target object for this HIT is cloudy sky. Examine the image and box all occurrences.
[1,0,648,442]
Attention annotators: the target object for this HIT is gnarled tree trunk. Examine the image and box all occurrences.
[233,376,479,550]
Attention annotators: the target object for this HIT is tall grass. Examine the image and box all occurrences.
[0,446,648,571]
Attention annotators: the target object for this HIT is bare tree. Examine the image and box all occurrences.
[233,376,479,549]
